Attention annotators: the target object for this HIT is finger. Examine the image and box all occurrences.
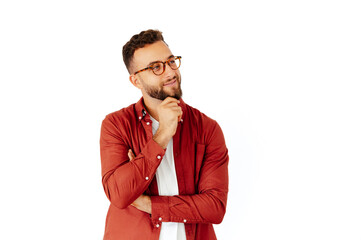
[173,107,183,115]
[162,101,180,108]
[167,106,182,114]
[160,102,180,110]
[162,97,180,105]
[128,149,135,161]
[178,110,183,122]
[167,107,182,120]
[164,96,179,102]
[168,106,182,111]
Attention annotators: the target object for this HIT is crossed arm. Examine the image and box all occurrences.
[127,149,152,214]
[100,117,229,224]
[100,98,229,224]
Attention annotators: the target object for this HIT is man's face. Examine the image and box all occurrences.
[131,41,182,100]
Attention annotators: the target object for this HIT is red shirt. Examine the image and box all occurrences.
[100,98,229,240]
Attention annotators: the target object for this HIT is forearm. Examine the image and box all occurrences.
[150,121,229,224]
[150,191,228,224]
[101,138,165,209]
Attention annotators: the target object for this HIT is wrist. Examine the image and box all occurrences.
[153,128,172,149]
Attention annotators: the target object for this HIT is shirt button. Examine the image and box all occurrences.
[138,116,142,120]
[156,224,160,228]
[146,122,150,125]
[157,155,161,160]
[159,217,162,221]
[183,219,187,223]
[145,177,149,180]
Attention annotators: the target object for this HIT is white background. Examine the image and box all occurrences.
[1,0,360,239]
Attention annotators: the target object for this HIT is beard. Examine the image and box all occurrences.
[142,76,182,100]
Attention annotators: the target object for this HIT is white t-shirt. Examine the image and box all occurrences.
[150,115,187,240]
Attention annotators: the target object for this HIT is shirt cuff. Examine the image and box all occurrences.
[150,196,170,223]
[141,138,166,164]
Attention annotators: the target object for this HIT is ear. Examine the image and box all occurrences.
[129,74,142,90]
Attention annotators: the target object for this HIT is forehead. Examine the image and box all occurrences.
[132,41,173,68]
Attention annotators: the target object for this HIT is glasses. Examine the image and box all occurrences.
[133,56,182,76]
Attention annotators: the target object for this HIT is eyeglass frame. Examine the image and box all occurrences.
[133,56,182,76]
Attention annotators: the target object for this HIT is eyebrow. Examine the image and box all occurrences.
[147,55,174,67]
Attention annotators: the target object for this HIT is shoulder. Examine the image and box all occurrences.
[101,102,137,132]
[105,103,136,120]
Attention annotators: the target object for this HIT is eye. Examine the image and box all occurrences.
[169,56,177,63]
[150,63,163,74]
[151,63,162,70]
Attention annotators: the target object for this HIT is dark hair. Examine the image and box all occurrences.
[122,29,165,74]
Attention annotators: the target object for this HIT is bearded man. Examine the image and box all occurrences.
[100,29,229,240]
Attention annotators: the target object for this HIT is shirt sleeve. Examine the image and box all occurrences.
[150,121,229,224]
[100,115,166,209]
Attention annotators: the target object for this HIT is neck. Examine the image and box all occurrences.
[142,95,162,121]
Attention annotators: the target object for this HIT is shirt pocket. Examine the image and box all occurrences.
[194,143,206,191]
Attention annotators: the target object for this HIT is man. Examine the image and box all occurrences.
[100,29,229,240]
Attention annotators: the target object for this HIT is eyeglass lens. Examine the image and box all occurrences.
[152,57,181,75]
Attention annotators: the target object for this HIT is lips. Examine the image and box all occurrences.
[163,79,177,86]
